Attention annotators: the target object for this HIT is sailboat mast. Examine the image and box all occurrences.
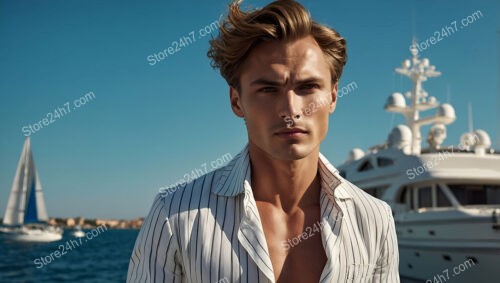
[20,138,31,223]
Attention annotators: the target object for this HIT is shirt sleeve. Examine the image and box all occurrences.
[373,203,400,283]
[127,195,184,283]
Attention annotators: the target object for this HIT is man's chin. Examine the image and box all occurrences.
[248,138,318,161]
[269,143,316,161]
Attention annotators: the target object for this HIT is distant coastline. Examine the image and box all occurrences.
[0,217,144,230]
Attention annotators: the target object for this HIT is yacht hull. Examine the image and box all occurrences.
[396,213,500,282]
[0,226,63,242]
[399,243,498,282]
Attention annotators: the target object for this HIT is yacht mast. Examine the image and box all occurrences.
[386,53,456,155]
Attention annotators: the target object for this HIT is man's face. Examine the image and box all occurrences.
[230,35,338,161]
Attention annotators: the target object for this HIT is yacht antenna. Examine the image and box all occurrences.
[468,102,473,133]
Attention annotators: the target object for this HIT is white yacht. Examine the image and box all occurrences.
[337,54,500,282]
[71,225,85,238]
[0,138,63,242]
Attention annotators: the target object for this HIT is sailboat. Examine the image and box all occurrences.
[0,138,62,242]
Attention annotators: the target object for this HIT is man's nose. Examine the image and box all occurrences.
[278,90,302,122]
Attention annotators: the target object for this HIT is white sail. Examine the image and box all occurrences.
[34,165,49,222]
[3,138,49,225]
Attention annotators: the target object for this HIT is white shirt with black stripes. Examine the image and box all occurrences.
[127,145,400,283]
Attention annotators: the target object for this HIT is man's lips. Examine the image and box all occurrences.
[274,128,308,137]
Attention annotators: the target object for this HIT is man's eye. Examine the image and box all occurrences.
[258,87,278,93]
[300,84,320,90]
[296,84,320,94]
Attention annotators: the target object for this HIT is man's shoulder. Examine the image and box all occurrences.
[340,178,393,219]
[153,163,232,217]
[336,179,395,246]
[319,153,392,216]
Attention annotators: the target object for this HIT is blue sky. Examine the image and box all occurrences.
[0,0,498,220]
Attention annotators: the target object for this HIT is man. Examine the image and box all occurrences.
[127,0,399,282]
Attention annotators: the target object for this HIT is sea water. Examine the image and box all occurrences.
[0,229,138,282]
[1,229,419,282]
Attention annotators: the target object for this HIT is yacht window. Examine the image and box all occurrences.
[398,187,407,203]
[377,157,394,167]
[365,189,376,197]
[409,188,414,210]
[436,187,452,207]
[339,170,346,178]
[487,186,500,204]
[448,184,500,205]
[358,160,374,172]
[418,186,432,208]
[364,185,389,198]
[398,186,415,209]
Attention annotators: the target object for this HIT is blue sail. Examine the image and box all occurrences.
[24,177,39,224]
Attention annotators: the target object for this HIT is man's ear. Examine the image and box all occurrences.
[329,82,338,114]
[230,86,245,118]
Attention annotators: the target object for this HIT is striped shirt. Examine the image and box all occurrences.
[127,145,400,283]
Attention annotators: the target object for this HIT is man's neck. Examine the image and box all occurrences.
[248,142,321,214]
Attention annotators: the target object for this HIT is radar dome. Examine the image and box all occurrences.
[347,148,365,163]
[388,125,412,153]
[427,123,447,150]
[459,132,476,151]
[436,104,456,124]
[385,92,406,111]
[422,58,430,67]
[474,130,491,148]
[403,60,411,68]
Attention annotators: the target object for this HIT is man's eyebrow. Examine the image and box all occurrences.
[295,77,324,85]
[249,76,324,86]
[249,78,284,86]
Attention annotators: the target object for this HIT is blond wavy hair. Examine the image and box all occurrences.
[207,0,347,90]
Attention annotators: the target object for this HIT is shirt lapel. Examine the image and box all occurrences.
[212,146,352,283]
[238,182,276,282]
[212,145,275,282]
[318,152,353,282]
